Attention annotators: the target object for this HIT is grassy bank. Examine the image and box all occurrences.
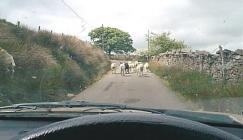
[0,19,110,106]
[150,62,243,100]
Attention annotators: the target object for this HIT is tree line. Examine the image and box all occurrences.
[88,26,187,56]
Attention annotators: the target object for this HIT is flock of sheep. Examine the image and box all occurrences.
[111,61,149,76]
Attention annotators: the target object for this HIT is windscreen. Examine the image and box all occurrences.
[0,0,242,115]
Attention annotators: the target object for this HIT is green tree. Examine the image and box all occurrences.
[88,26,135,55]
[148,32,186,55]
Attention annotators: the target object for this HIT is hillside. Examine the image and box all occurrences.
[0,19,110,106]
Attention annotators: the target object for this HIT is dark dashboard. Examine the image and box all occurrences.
[0,102,243,140]
[0,119,55,140]
[1,115,243,140]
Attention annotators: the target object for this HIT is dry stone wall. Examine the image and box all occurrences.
[152,49,243,82]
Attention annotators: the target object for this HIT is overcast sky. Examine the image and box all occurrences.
[0,0,242,52]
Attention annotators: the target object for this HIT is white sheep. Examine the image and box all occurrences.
[111,63,117,74]
[134,61,139,67]
[0,48,15,74]
[129,63,135,73]
[120,62,125,76]
[144,62,149,72]
[136,63,144,76]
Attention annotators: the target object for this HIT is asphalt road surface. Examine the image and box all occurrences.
[73,70,189,110]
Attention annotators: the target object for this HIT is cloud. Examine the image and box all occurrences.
[152,0,243,51]
[0,0,242,51]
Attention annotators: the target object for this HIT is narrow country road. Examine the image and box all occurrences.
[73,69,189,110]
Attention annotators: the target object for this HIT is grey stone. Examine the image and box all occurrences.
[235,49,243,56]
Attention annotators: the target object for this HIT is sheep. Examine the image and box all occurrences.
[128,63,135,73]
[124,62,129,74]
[131,61,140,73]
[0,48,15,74]
[111,63,117,74]
[144,62,149,72]
[120,62,125,76]
[136,63,144,76]
[134,61,139,67]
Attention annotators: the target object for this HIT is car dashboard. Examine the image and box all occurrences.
[0,113,243,140]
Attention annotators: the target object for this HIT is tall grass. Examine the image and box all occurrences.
[150,62,243,100]
[0,19,110,106]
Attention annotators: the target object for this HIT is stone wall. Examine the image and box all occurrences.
[152,49,243,82]
[109,54,139,60]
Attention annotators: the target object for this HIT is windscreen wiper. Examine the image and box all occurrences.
[0,105,37,110]
[0,100,162,114]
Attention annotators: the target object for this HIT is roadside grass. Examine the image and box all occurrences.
[150,62,243,100]
[0,19,110,106]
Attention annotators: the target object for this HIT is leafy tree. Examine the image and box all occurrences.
[147,32,186,55]
[88,26,135,55]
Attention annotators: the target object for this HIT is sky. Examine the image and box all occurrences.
[0,0,242,52]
